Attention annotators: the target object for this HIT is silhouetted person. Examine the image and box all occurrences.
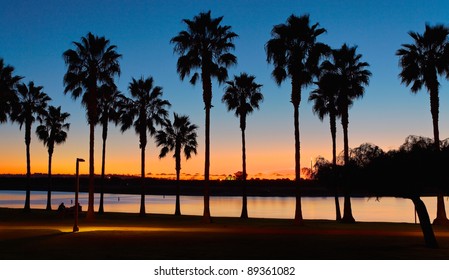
[58,202,66,212]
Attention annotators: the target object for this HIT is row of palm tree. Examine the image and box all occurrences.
[308,44,372,222]
[2,11,448,226]
[0,60,70,211]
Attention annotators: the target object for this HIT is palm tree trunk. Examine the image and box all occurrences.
[46,150,53,211]
[241,126,248,219]
[411,196,438,248]
[99,122,108,214]
[175,151,181,216]
[140,143,146,216]
[433,195,449,225]
[429,86,440,152]
[428,88,448,225]
[291,78,303,225]
[330,113,341,221]
[341,108,355,223]
[86,121,95,220]
[86,85,98,220]
[293,104,303,224]
[24,122,31,212]
[202,70,212,223]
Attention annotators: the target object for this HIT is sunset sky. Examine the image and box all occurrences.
[1,0,449,179]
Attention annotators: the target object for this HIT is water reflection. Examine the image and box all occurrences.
[0,190,446,223]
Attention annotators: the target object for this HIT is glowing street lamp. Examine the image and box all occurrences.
[73,158,85,232]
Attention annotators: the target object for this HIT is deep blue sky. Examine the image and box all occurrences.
[1,0,449,178]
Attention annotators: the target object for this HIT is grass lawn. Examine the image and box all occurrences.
[0,208,448,260]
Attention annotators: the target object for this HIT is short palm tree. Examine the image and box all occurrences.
[331,44,371,223]
[155,113,198,216]
[97,84,125,214]
[222,73,263,219]
[397,24,449,225]
[12,81,51,211]
[171,11,238,222]
[265,14,329,224]
[309,72,341,220]
[0,59,22,123]
[121,76,170,216]
[36,106,70,210]
[63,32,121,219]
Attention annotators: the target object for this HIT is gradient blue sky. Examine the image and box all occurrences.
[1,0,449,178]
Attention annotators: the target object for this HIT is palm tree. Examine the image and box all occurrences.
[397,24,449,225]
[171,11,238,222]
[309,72,342,220]
[265,14,329,224]
[97,84,125,214]
[36,106,70,210]
[63,32,121,219]
[12,81,51,211]
[121,76,170,216]
[331,44,371,223]
[0,59,22,123]
[222,73,263,218]
[155,113,198,215]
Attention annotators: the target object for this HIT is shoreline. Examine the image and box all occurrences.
[1,175,446,198]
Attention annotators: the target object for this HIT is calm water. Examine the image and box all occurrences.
[0,190,447,223]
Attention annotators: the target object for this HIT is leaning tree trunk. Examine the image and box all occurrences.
[201,69,212,223]
[46,149,53,211]
[98,122,108,214]
[240,124,248,219]
[341,107,355,223]
[411,196,439,248]
[24,122,31,212]
[330,113,341,221]
[292,78,303,225]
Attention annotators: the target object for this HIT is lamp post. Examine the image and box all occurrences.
[73,158,85,232]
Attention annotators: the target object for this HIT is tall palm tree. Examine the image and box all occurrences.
[12,81,51,211]
[0,59,22,123]
[36,106,70,210]
[397,24,449,225]
[265,14,329,224]
[222,73,263,219]
[97,84,125,214]
[155,113,198,216]
[63,32,121,219]
[121,76,170,216]
[309,72,342,220]
[171,11,238,222]
[330,44,371,223]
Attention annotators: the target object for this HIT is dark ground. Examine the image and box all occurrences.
[1,208,448,260]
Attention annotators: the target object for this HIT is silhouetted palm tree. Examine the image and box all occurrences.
[36,106,70,210]
[330,44,371,223]
[12,81,51,211]
[156,113,198,215]
[309,72,341,220]
[397,24,449,225]
[97,84,125,214]
[0,59,22,123]
[121,77,170,216]
[222,73,263,219]
[63,32,121,219]
[266,14,329,224]
[171,11,237,222]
